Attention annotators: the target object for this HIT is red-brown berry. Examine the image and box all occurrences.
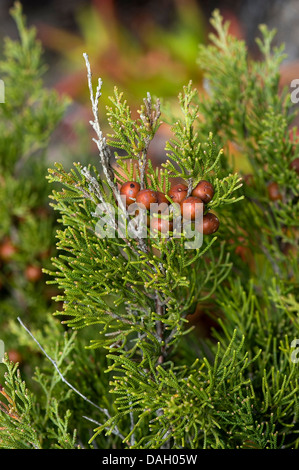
[192,180,214,204]
[289,157,299,175]
[0,238,17,261]
[8,349,23,364]
[267,182,282,201]
[156,191,170,206]
[135,189,158,210]
[180,196,204,221]
[202,212,220,235]
[243,174,254,186]
[150,217,173,235]
[35,206,50,219]
[168,183,188,204]
[25,265,43,283]
[120,181,141,207]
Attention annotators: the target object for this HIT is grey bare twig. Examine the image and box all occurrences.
[17,317,108,415]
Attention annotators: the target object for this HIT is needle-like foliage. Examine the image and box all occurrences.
[1,7,298,450]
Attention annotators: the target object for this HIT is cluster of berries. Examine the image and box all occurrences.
[119,179,219,236]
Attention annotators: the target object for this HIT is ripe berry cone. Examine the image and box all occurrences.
[267,182,282,201]
[202,212,220,235]
[289,157,299,175]
[192,180,214,203]
[0,239,17,261]
[156,191,170,206]
[25,265,43,282]
[180,196,204,221]
[8,349,23,364]
[168,183,188,204]
[135,189,158,210]
[150,217,173,236]
[120,181,141,207]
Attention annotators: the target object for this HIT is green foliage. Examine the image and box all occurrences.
[0,6,298,450]
[46,78,242,362]
[0,358,41,449]
[0,2,68,368]
[197,9,299,233]
[45,12,298,449]
[0,3,67,171]
[0,326,80,449]
[35,0,205,111]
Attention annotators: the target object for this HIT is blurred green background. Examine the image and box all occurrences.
[2,0,298,166]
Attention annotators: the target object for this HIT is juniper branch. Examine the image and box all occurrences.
[83,52,130,223]
[17,317,107,415]
[138,92,161,189]
[155,293,166,365]
[82,416,126,443]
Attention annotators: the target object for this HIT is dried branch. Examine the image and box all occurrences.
[17,317,108,415]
